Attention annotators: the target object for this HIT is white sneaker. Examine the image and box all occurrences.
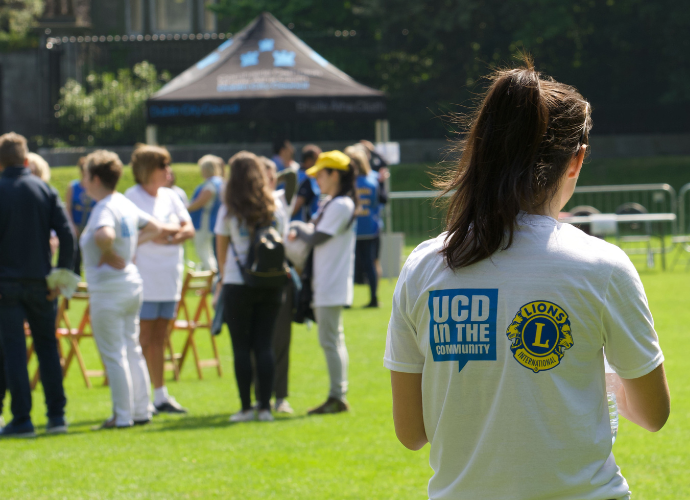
[274,399,294,414]
[229,409,256,423]
[257,409,274,422]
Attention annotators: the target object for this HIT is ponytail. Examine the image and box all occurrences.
[437,57,591,269]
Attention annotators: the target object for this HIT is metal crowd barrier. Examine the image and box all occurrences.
[389,183,680,248]
[677,183,690,234]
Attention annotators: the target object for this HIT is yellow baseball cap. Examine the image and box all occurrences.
[305,150,351,177]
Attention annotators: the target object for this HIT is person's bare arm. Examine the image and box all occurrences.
[153,219,195,245]
[186,188,214,212]
[215,235,229,295]
[292,196,306,217]
[391,371,428,450]
[95,226,125,269]
[138,219,179,246]
[616,363,670,432]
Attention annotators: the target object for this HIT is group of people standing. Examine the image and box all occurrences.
[0,132,388,436]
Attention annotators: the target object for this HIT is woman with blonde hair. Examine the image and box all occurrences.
[215,151,286,422]
[27,152,51,182]
[187,155,224,271]
[125,144,194,414]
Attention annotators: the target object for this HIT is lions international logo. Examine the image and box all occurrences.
[506,301,573,373]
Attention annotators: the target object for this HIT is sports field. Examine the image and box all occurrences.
[1,263,688,499]
[3,159,688,498]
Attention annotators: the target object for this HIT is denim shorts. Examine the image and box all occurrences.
[140,301,178,320]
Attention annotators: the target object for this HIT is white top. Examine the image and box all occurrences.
[125,185,192,301]
[172,185,189,207]
[313,196,356,307]
[385,213,664,500]
[80,193,151,293]
[214,191,286,285]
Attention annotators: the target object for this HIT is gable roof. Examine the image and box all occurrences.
[147,12,386,124]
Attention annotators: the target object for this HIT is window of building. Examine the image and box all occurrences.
[201,0,216,33]
[151,0,192,33]
[128,0,144,34]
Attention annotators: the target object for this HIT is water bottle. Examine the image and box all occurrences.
[604,355,620,445]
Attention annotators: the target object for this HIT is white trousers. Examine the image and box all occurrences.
[315,306,348,399]
[90,285,151,426]
[194,227,217,272]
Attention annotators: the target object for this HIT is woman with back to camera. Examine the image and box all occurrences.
[80,150,178,429]
[385,59,670,500]
[215,152,286,423]
[290,151,358,415]
[125,145,195,415]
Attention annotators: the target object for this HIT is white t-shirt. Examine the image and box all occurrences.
[125,185,192,301]
[313,196,356,307]
[385,213,663,500]
[79,193,151,293]
[214,191,286,285]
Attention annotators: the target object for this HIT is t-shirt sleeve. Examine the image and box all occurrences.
[316,198,353,236]
[93,206,117,229]
[170,190,192,222]
[214,205,230,236]
[602,256,664,379]
[384,262,425,373]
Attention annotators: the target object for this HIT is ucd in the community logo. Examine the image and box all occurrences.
[428,289,498,372]
[506,301,573,373]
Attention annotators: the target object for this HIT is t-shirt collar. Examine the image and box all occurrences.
[516,210,559,227]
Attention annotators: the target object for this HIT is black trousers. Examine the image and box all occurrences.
[223,284,283,411]
[0,281,66,424]
[355,238,378,303]
[254,280,293,401]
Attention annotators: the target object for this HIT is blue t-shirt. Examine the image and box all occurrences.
[70,179,96,231]
[293,172,321,222]
[189,176,223,231]
[356,174,380,238]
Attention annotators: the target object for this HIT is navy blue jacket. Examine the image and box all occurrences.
[0,166,74,281]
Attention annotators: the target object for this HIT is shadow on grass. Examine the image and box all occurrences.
[145,413,309,433]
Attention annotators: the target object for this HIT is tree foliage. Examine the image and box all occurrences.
[212,0,690,138]
[56,61,170,146]
[0,0,43,37]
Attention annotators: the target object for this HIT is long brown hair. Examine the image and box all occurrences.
[225,151,275,227]
[438,58,592,269]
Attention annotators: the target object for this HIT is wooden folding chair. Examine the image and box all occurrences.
[52,283,106,389]
[166,270,222,380]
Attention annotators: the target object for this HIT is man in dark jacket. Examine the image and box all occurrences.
[0,132,74,438]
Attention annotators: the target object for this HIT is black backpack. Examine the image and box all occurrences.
[231,225,289,288]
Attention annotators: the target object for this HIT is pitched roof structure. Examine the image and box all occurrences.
[146,12,386,124]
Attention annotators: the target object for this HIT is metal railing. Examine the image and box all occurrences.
[678,183,690,234]
[389,184,679,244]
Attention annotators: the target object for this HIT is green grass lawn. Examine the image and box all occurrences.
[1,264,689,499]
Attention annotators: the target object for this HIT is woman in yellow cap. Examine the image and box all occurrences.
[290,150,359,414]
